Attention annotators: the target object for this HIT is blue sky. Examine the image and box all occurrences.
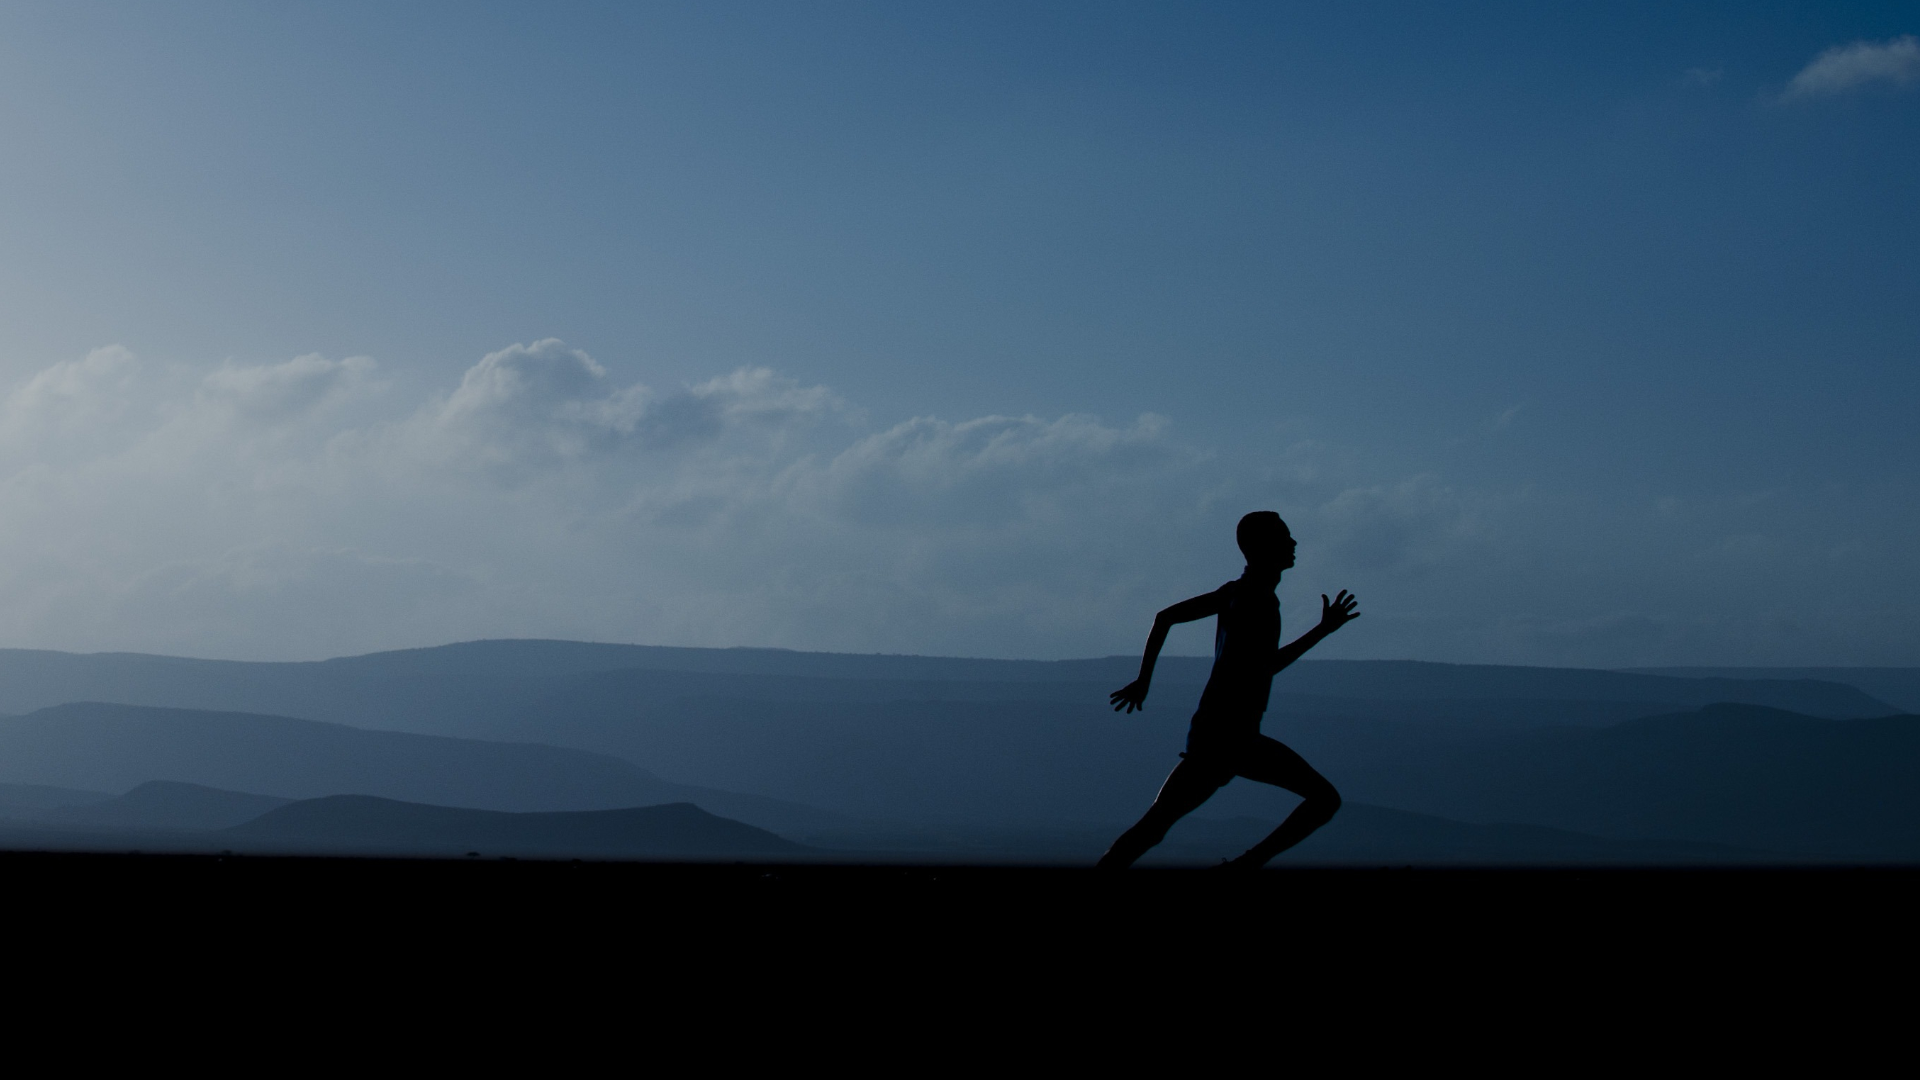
[0,2,1914,665]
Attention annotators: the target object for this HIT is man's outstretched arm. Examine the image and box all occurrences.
[1110,591,1224,713]
[1270,590,1361,676]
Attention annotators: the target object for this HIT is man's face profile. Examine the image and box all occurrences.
[1237,512,1295,572]
[1258,530,1297,571]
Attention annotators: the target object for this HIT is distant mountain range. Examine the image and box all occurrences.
[0,781,801,860]
[0,701,839,834]
[0,642,1894,727]
[0,640,1911,863]
[0,778,1769,865]
[1624,667,1920,713]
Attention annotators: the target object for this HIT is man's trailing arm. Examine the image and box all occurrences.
[1108,591,1226,713]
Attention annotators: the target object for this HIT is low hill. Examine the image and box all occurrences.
[0,781,111,816]
[0,702,836,834]
[1626,667,1920,714]
[226,797,802,859]
[1271,660,1892,718]
[40,781,290,832]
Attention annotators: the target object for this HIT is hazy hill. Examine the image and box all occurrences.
[1626,667,1920,714]
[0,702,836,834]
[1274,660,1893,717]
[0,787,804,862]
[39,781,290,832]
[0,781,111,815]
[226,796,801,859]
[0,642,1890,734]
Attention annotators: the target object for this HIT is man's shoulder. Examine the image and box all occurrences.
[1218,578,1277,602]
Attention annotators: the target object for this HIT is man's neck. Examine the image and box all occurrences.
[1242,565,1282,590]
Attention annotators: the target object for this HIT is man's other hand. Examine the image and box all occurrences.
[1110,680,1150,713]
[1319,590,1361,633]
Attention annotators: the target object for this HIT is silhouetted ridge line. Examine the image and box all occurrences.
[0,781,112,813]
[1624,666,1920,714]
[0,643,1890,719]
[0,701,837,834]
[227,796,801,858]
[41,781,291,831]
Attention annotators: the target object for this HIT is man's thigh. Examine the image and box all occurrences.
[1231,735,1335,798]
[1148,755,1234,816]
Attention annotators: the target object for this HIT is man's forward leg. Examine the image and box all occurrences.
[1096,757,1230,869]
[1223,736,1342,869]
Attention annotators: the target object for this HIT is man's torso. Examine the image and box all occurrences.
[1188,576,1280,751]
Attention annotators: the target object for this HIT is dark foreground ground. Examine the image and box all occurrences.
[6,851,1911,1057]
[10,850,1914,970]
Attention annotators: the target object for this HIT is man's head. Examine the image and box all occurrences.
[1237,511,1296,571]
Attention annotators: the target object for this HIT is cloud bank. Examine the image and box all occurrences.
[0,341,1235,660]
[1785,35,1920,98]
[0,341,1909,666]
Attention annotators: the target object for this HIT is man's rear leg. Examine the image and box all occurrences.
[1096,758,1227,869]
[1222,737,1342,869]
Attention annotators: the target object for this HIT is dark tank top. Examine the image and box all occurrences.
[1187,576,1280,754]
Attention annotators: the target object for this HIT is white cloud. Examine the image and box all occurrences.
[2,341,1906,665]
[198,353,382,424]
[1784,35,1920,98]
[404,339,844,478]
[1311,476,1485,575]
[0,342,1231,659]
[807,412,1184,528]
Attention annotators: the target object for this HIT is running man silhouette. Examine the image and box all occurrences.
[1098,511,1360,869]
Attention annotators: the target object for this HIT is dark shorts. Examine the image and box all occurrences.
[1184,715,1264,758]
[1156,733,1338,807]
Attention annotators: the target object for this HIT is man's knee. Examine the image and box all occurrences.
[1305,784,1341,822]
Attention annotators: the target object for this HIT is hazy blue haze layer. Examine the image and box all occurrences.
[0,641,1914,862]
